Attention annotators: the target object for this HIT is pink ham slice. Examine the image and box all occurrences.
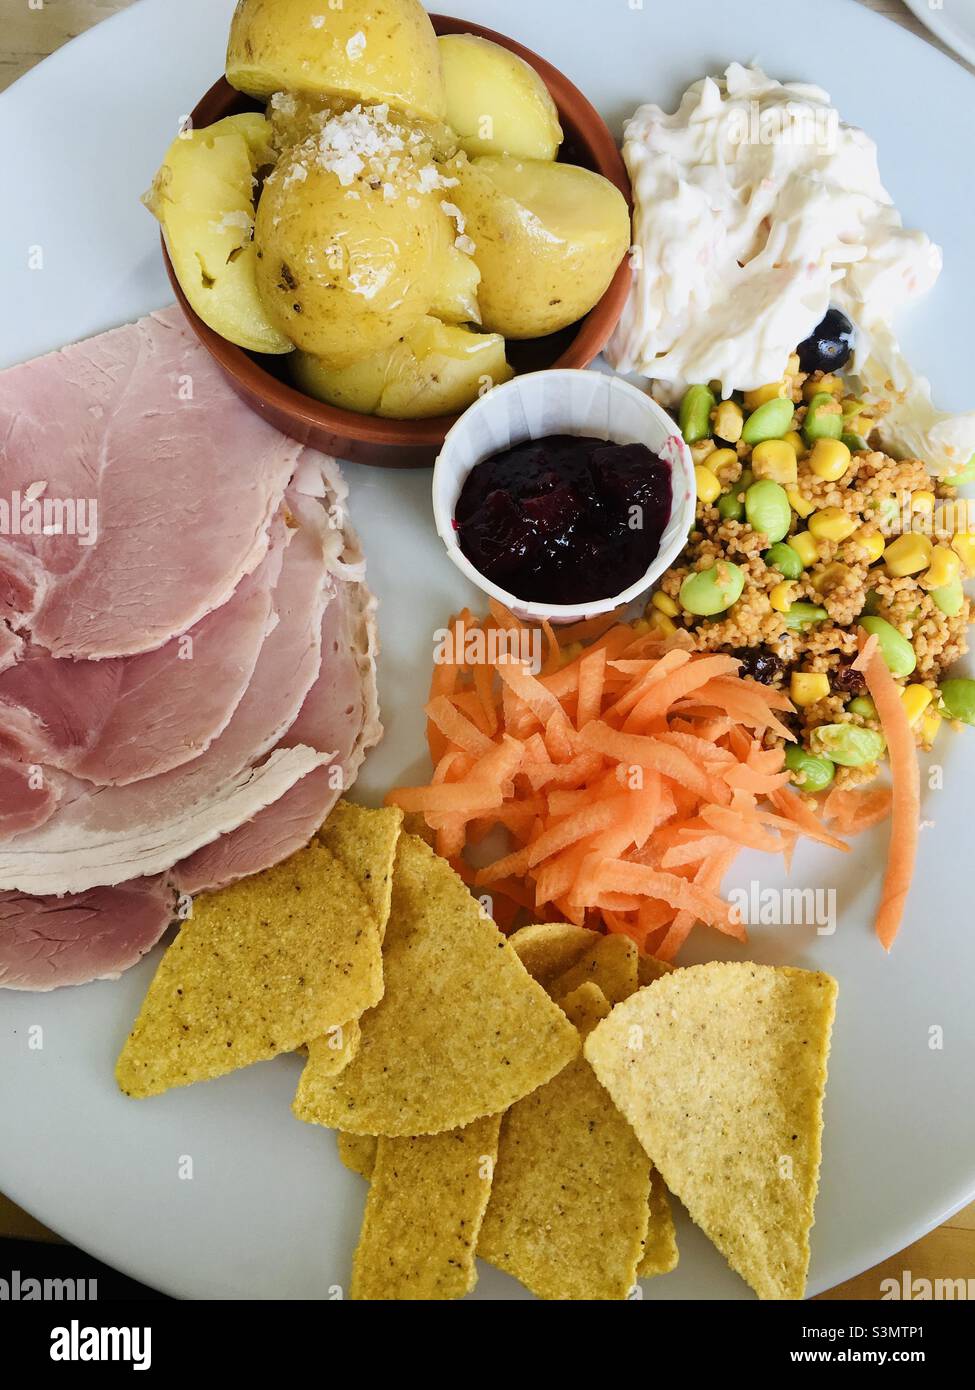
[0,758,61,837]
[0,520,284,787]
[0,489,340,894]
[0,307,303,658]
[175,571,381,893]
[0,877,176,990]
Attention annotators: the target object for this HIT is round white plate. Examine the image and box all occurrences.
[1,0,974,1301]
[905,0,975,69]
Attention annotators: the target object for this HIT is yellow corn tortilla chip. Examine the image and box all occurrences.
[559,981,612,1036]
[306,1021,361,1078]
[478,981,650,1301]
[337,1132,378,1181]
[351,1113,502,1300]
[550,932,639,1005]
[638,1170,679,1278]
[317,800,402,937]
[508,922,600,986]
[585,962,838,1300]
[116,843,382,1098]
[293,835,580,1135]
[637,953,674,987]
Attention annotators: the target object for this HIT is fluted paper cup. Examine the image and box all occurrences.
[432,369,695,624]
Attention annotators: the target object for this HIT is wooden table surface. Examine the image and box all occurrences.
[1,0,973,1301]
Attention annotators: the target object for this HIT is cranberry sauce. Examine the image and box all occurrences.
[454,435,672,607]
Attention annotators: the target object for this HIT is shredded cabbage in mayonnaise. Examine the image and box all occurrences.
[607,63,975,477]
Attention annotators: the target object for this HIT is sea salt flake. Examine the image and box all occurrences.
[346,31,367,60]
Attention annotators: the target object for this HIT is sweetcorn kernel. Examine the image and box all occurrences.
[803,374,842,401]
[791,672,831,706]
[651,591,679,618]
[884,533,933,577]
[901,684,933,726]
[783,430,806,456]
[648,610,678,638]
[852,527,885,563]
[695,465,721,504]
[920,708,943,744]
[808,508,858,543]
[751,439,798,485]
[705,447,740,483]
[788,531,820,567]
[809,438,852,482]
[920,545,961,590]
[951,534,975,574]
[769,581,795,613]
[712,400,744,443]
[786,486,816,519]
[744,381,788,411]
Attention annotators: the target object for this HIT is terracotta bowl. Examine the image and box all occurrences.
[162,13,632,469]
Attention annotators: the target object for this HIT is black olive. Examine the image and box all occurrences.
[796,308,855,374]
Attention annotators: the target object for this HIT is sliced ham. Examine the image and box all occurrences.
[0,626,21,674]
[0,307,303,658]
[0,518,284,787]
[0,877,176,990]
[0,758,61,838]
[0,486,340,894]
[175,567,382,893]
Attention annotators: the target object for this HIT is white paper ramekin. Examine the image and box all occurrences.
[432,370,695,624]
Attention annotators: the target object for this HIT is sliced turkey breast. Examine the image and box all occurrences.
[0,307,302,658]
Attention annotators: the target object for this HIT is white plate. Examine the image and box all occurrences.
[905,0,975,69]
[1,0,974,1301]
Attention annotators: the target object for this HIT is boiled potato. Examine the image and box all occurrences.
[227,0,446,121]
[144,114,292,354]
[268,91,458,162]
[429,203,481,325]
[291,317,513,418]
[439,34,562,160]
[452,156,631,339]
[254,136,444,366]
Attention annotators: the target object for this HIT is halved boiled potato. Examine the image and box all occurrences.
[452,156,631,339]
[439,34,562,160]
[254,145,443,367]
[429,204,481,325]
[144,114,292,354]
[227,0,446,121]
[291,317,513,418]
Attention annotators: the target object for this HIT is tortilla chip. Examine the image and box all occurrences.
[549,932,639,1005]
[116,843,382,1098]
[478,982,650,1301]
[508,922,600,986]
[293,835,580,1135]
[350,1113,502,1300]
[306,1021,361,1079]
[317,800,402,936]
[337,1132,378,1181]
[637,953,674,987]
[638,1170,679,1278]
[585,962,838,1300]
[559,981,612,1036]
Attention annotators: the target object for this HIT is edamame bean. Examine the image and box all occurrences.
[679,560,746,616]
[931,579,964,617]
[717,491,744,521]
[943,453,975,487]
[847,695,878,720]
[784,744,835,792]
[782,602,828,630]
[940,677,975,725]
[741,396,795,445]
[745,479,791,543]
[679,384,716,444]
[810,723,886,767]
[764,541,803,579]
[803,392,844,444]
[842,431,869,453]
[859,615,917,678]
